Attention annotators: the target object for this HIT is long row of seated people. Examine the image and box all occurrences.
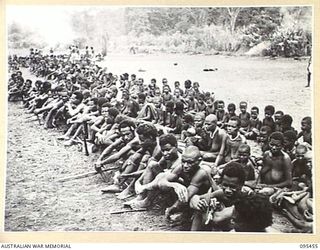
[8,48,313,232]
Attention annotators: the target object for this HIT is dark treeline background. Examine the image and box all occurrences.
[8,6,312,57]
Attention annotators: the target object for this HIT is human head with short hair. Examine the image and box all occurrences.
[110,86,118,98]
[283,130,297,150]
[206,96,215,107]
[198,93,205,104]
[258,126,272,143]
[251,106,259,119]
[88,97,98,107]
[25,79,32,86]
[203,114,218,133]
[238,144,251,163]
[227,103,236,113]
[159,134,178,160]
[114,114,127,125]
[193,82,200,91]
[34,80,42,90]
[174,88,181,97]
[301,116,311,132]
[138,92,146,104]
[264,105,275,118]
[71,91,83,105]
[227,116,241,136]
[274,111,284,124]
[138,78,144,85]
[194,112,205,128]
[136,123,158,149]
[163,85,170,93]
[281,114,293,129]
[108,107,119,118]
[233,193,273,232]
[183,113,194,124]
[295,144,308,159]
[181,146,202,174]
[217,100,225,111]
[41,81,52,94]
[220,162,246,200]
[118,119,136,143]
[269,132,284,155]
[151,78,156,85]
[121,89,130,100]
[97,97,108,107]
[239,101,247,114]
[184,80,192,89]
[162,78,168,85]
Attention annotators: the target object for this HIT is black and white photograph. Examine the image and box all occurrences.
[5,5,314,234]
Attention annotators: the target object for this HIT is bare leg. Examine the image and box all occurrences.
[64,124,83,145]
[44,108,57,128]
[191,210,206,231]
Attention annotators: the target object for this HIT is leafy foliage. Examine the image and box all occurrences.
[8,22,47,49]
[123,7,311,56]
[8,6,312,57]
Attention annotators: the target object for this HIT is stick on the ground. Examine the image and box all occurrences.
[119,170,144,179]
[26,114,37,119]
[57,166,119,182]
[83,121,89,156]
[110,208,147,215]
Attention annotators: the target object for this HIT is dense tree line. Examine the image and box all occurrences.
[8,6,312,57]
[123,7,311,56]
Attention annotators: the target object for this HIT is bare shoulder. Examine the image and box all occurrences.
[240,134,246,143]
[192,167,209,182]
[281,150,291,161]
[263,150,272,159]
[171,154,182,170]
[128,137,139,146]
[171,164,183,175]
[219,128,227,138]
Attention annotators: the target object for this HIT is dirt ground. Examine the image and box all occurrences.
[5,54,309,232]
[5,100,177,231]
[5,101,297,232]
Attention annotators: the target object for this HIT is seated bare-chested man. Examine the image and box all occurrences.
[189,162,246,231]
[101,123,161,196]
[124,133,181,208]
[158,146,211,223]
[200,114,227,167]
[125,146,211,226]
[94,119,140,179]
[258,132,293,189]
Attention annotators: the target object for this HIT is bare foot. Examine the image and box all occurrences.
[117,188,135,200]
[101,184,122,193]
[126,197,150,209]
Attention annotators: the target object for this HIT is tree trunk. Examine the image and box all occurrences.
[227,7,241,34]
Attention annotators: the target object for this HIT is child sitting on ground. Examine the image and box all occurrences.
[280,114,297,135]
[283,130,297,160]
[292,144,312,189]
[238,101,251,133]
[297,116,312,146]
[243,106,262,140]
[262,105,275,132]
[274,110,284,132]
